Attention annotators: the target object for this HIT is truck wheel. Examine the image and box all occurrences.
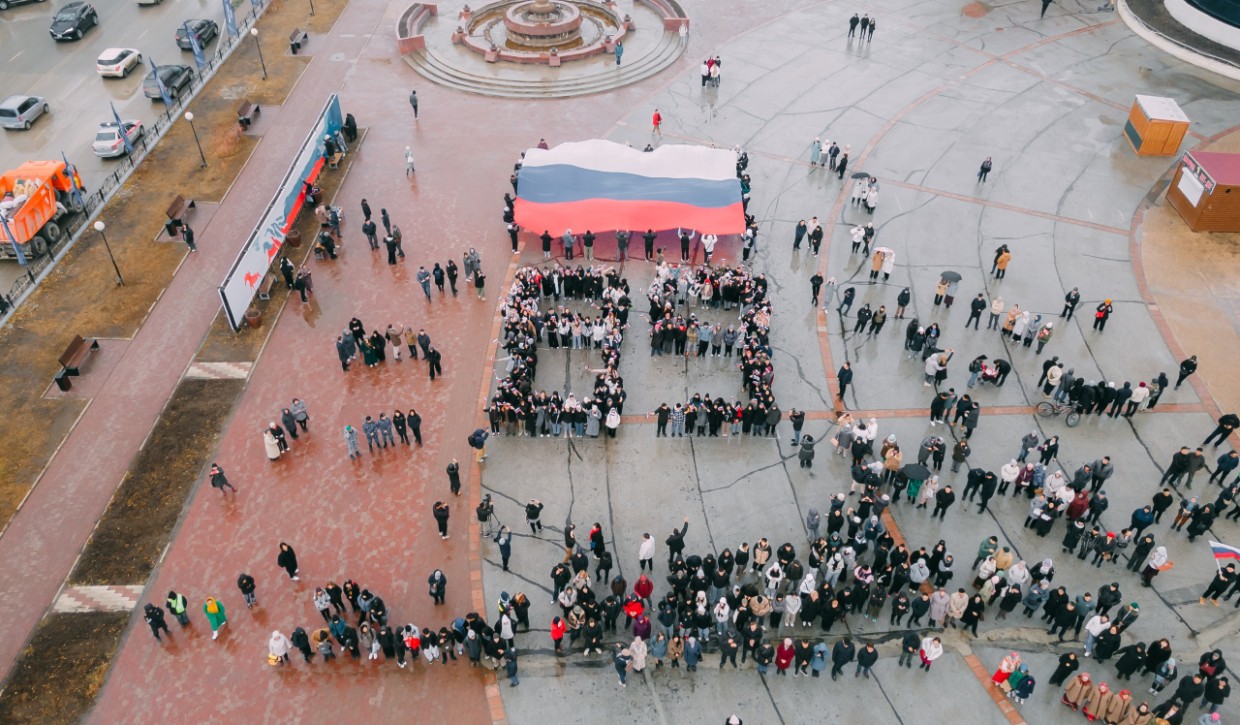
[41,222,63,244]
[30,236,49,258]
[56,190,84,213]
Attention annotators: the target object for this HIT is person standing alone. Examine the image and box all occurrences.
[408,90,419,119]
[978,156,993,183]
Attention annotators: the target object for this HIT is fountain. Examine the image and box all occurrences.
[504,0,584,49]
[456,0,625,62]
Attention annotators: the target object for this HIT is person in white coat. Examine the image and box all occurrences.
[269,630,292,665]
[630,636,648,671]
[1000,460,1021,495]
[263,430,281,460]
[638,534,656,571]
[1006,560,1030,589]
[1011,310,1032,341]
[713,598,731,637]
[919,636,943,670]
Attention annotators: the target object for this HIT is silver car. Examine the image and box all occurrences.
[0,95,49,130]
[92,120,144,158]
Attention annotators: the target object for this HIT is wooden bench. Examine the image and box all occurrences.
[237,101,260,130]
[289,29,308,54]
[58,334,100,376]
[257,272,277,300]
[165,195,196,222]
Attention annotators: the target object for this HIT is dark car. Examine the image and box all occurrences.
[142,64,194,101]
[49,2,98,41]
[0,0,48,11]
[175,19,219,50]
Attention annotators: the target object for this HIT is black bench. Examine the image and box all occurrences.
[237,101,260,129]
[58,334,99,379]
[290,29,308,54]
[257,272,277,301]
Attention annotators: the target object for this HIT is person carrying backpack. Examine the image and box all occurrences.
[468,428,489,463]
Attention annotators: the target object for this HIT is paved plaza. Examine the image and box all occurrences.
[2,0,1238,722]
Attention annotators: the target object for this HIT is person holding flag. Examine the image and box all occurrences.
[1200,562,1236,607]
[1202,542,1240,606]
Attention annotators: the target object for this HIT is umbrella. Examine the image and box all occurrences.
[874,246,894,256]
[901,463,931,479]
[940,270,962,282]
[851,171,871,179]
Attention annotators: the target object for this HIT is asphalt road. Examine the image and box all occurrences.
[0,0,247,285]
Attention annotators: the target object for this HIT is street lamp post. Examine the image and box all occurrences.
[93,221,124,286]
[309,0,315,15]
[184,111,207,168]
[250,28,268,81]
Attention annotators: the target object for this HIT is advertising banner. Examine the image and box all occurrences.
[218,94,343,330]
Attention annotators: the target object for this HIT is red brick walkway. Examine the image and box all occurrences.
[86,0,691,720]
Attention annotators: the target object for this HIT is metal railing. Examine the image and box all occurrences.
[0,0,271,323]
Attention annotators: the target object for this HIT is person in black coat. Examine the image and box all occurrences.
[1048,651,1080,686]
[829,638,855,680]
[1092,625,1122,661]
[961,595,985,636]
[1047,600,1077,640]
[1201,676,1231,714]
[291,626,314,661]
[837,363,853,401]
[1114,641,1146,679]
[1168,673,1205,709]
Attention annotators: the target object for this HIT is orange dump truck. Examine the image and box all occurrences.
[0,160,85,261]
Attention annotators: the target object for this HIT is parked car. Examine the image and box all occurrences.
[137,0,162,5]
[0,95,49,131]
[92,120,144,158]
[96,48,143,78]
[142,64,194,101]
[175,19,218,50]
[0,0,49,11]
[49,1,98,41]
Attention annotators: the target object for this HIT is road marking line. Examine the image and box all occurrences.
[9,51,24,62]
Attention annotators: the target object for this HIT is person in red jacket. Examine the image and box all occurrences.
[550,616,566,654]
[634,574,654,606]
[652,109,662,135]
[775,638,795,676]
[623,596,644,628]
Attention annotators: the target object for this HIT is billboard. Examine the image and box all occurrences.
[218,94,343,330]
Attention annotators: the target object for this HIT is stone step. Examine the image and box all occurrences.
[414,44,680,95]
[407,34,684,98]
[419,33,680,88]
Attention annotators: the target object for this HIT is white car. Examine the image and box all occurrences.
[96,48,143,78]
[92,120,144,158]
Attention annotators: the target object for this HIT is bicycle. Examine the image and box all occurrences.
[1036,400,1081,427]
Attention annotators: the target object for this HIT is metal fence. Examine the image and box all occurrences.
[0,0,270,321]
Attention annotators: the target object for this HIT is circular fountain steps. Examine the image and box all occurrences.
[403,28,685,98]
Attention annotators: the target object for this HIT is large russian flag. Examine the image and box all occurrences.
[1210,541,1240,561]
[515,140,745,235]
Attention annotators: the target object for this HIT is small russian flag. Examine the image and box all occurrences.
[1209,541,1240,561]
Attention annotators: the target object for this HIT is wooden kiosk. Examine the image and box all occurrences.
[1124,95,1190,156]
[1167,150,1240,232]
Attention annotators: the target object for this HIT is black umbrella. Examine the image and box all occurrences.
[901,463,931,479]
[940,270,962,283]
[851,171,871,179]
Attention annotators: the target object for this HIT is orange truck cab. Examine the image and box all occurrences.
[0,160,85,261]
